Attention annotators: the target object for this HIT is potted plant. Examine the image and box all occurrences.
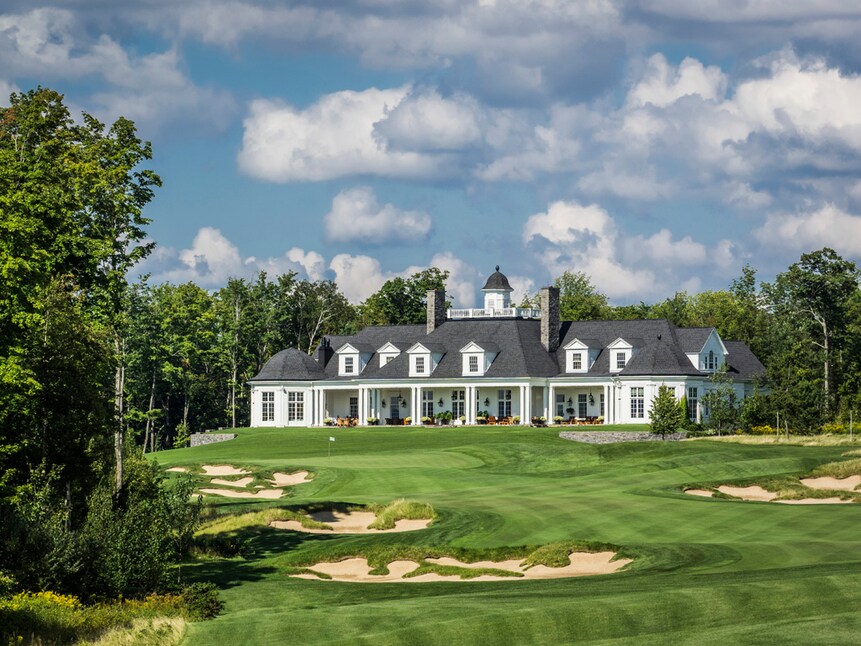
[366,416,378,425]
[511,416,520,425]
[438,410,453,425]
[404,416,412,426]
[458,415,466,425]
[324,417,334,426]
[553,415,564,424]
[421,416,433,425]
[596,415,604,425]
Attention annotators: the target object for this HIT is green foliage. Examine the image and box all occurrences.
[554,271,610,321]
[179,583,222,621]
[357,268,448,326]
[649,385,683,437]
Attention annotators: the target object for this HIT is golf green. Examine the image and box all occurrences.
[154,427,861,645]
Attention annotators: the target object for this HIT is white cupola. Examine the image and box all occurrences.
[482,266,514,311]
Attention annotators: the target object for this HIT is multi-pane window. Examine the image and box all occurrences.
[451,390,465,417]
[616,352,627,369]
[262,391,275,422]
[571,353,582,370]
[556,393,565,418]
[703,351,718,371]
[287,391,304,422]
[344,356,355,374]
[384,355,394,365]
[349,396,358,419]
[578,393,587,418]
[415,356,426,374]
[630,387,644,419]
[687,387,698,421]
[498,389,512,418]
[469,355,479,373]
[422,390,434,417]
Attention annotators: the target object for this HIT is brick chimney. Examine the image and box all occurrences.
[426,289,446,334]
[540,286,560,352]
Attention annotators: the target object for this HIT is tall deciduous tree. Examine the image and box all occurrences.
[553,271,610,321]
[358,268,448,326]
[765,248,859,416]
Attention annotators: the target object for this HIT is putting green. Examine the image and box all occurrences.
[153,426,861,645]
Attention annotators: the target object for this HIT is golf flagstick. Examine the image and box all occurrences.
[328,435,335,457]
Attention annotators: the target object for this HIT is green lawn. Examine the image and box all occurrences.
[153,426,861,645]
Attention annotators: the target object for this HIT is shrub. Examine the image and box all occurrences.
[822,423,847,434]
[750,425,778,435]
[180,583,222,621]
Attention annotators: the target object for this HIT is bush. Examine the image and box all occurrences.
[750,425,778,435]
[822,423,847,434]
[179,583,222,621]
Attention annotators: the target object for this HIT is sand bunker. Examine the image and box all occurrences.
[685,485,856,504]
[800,475,861,491]
[272,510,431,534]
[166,467,187,473]
[291,552,630,583]
[210,477,254,488]
[202,465,249,476]
[199,488,283,499]
[270,471,312,486]
[684,489,715,498]
[716,485,778,501]
[774,497,853,505]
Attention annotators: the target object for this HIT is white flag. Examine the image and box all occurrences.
[329,436,336,442]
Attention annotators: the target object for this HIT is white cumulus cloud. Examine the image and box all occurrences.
[754,204,861,256]
[324,187,432,244]
[237,87,447,182]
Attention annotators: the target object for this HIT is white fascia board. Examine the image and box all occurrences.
[377,342,401,354]
[708,328,729,356]
[563,338,590,350]
[460,341,485,353]
[607,337,632,350]
[334,343,359,354]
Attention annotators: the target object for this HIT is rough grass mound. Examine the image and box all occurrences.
[366,499,436,530]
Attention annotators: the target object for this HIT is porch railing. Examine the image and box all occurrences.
[448,307,541,320]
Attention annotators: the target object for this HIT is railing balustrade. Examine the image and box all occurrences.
[447,307,542,320]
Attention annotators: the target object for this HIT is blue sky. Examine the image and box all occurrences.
[3,1,861,307]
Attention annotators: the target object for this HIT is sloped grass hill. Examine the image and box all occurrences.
[154,427,861,645]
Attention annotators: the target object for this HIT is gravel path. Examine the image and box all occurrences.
[559,431,687,444]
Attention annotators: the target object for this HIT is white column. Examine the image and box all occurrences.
[603,385,610,424]
[465,386,474,424]
[542,385,549,420]
[413,386,421,425]
[548,384,556,423]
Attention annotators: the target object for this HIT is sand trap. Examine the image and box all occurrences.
[272,510,431,534]
[291,552,631,583]
[684,489,715,498]
[775,497,854,505]
[686,484,855,505]
[199,488,283,499]
[210,477,254,488]
[800,475,861,491]
[716,485,778,501]
[270,471,312,486]
[202,465,249,476]
[166,467,187,473]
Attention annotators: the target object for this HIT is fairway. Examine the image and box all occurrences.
[154,427,861,645]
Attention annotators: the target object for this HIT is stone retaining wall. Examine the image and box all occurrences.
[559,431,687,444]
[190,432,236,447]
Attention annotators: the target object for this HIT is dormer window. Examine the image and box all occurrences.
[571,354,582,370]
[336,342,373,376]
[563,338,597,373]
[408,342,444,377]
[608,338,633,373]
[344,356,355,374]
[459,341,499,377]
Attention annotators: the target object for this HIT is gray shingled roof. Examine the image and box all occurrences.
[249,348,327,381]
[251,317,764,382]
[482,266,513,291]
